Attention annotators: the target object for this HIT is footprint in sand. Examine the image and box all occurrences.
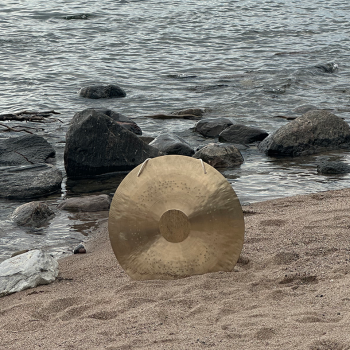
[309,339,349,350]
[255,327,276,340]
[32,296,82,321]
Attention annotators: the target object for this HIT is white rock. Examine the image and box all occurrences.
[0,250,59,297]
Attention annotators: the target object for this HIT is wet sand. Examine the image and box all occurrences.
[1,188,350,350]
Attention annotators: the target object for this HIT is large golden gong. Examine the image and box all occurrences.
[108,155,244,280]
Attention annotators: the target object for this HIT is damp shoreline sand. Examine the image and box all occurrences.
[1,188,350,350]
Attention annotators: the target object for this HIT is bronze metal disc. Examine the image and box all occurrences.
[108,155,244,280]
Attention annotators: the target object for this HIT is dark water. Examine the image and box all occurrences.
[1,0,350,261]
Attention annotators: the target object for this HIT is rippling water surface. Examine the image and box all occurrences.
[1,0,350,260]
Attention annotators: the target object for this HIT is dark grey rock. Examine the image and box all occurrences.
[64,14,90,20]
[0,164,63,199]
[171,108,205,117]
[78,84,126,99]
[219,124,268,144]
[139,136,155,144]
[317,161,350,174]
[11,201,55,227]
[258,110,350,157]
[194,118,233,138]
[64,108,160,178]
[58,194,111,212]
[0,134,55,166]
[193,143,244,168]
[149,133,194,156]
[293,105,318,114]
[314,62,338,73]
[90,108,142,135]
[73,244,86,254]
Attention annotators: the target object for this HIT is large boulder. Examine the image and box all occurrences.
[78,84,126,99]
[95,109,142,135]
[149,133,195,156]
[0,164,63,199]
[193,143,244,168]
[0,134,55,166]
[58,194,111,212]
[0,250,58,297]
[219,124,268,144]
[64,109,161,178]
[194,118,233,138]
[11,201,55,227]
[258,110,350,157]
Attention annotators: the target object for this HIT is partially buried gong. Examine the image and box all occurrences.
[108,155,244,280]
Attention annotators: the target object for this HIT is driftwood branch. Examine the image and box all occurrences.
[0,123,34,134]
[143,113,201,120]
[0,110,61,123]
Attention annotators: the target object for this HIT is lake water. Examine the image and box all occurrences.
[1,0,350,261]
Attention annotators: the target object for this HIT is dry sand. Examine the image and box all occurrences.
[1,188,350,350]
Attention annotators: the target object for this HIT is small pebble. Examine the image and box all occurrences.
[73,244,86,254]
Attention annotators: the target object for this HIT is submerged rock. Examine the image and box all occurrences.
[293,105,318,114]
[58,194,111,212]
[314,62,338,73]
[171,108,205,117]
[11,202,55,227]
[149,133,194,156]
[0,164,63,199]
[219,124,268,144]
[194,118,233,138]
[193,143,244,168]
[0,250,58,297]
[258,110,350,157]
[78,84,126,99]
[64,108,160,178]
[0,134,56,166]
[317,161,350,174]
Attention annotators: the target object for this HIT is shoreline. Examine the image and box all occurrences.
[1,188,350,349]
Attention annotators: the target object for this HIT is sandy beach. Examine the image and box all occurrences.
[1,188,350,350]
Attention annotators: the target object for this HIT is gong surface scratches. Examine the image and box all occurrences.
[108,155,245,280]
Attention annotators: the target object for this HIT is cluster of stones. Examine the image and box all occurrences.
[2,80,350,296]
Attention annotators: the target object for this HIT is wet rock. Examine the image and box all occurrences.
[293,105,318,114]
[92,108,142,135]
[194,118,233,138]
[149,133,194,156]
[78,84,126,99]
[171,108,205,117]
[0,134,56,166]
[0,164,63,199]
[58,194,111,212]
[64,14,90,20]
[193,143,244,168]
[258,110,350,157]
[314,62,338,73]
[73,244,86,254]
[139,136,154,144]
[166,73,198,79]
[0,250,58,297]
[317,161,350,174]
[11,202,55,227]
[64,108,160,178]
[219,124,268,144]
